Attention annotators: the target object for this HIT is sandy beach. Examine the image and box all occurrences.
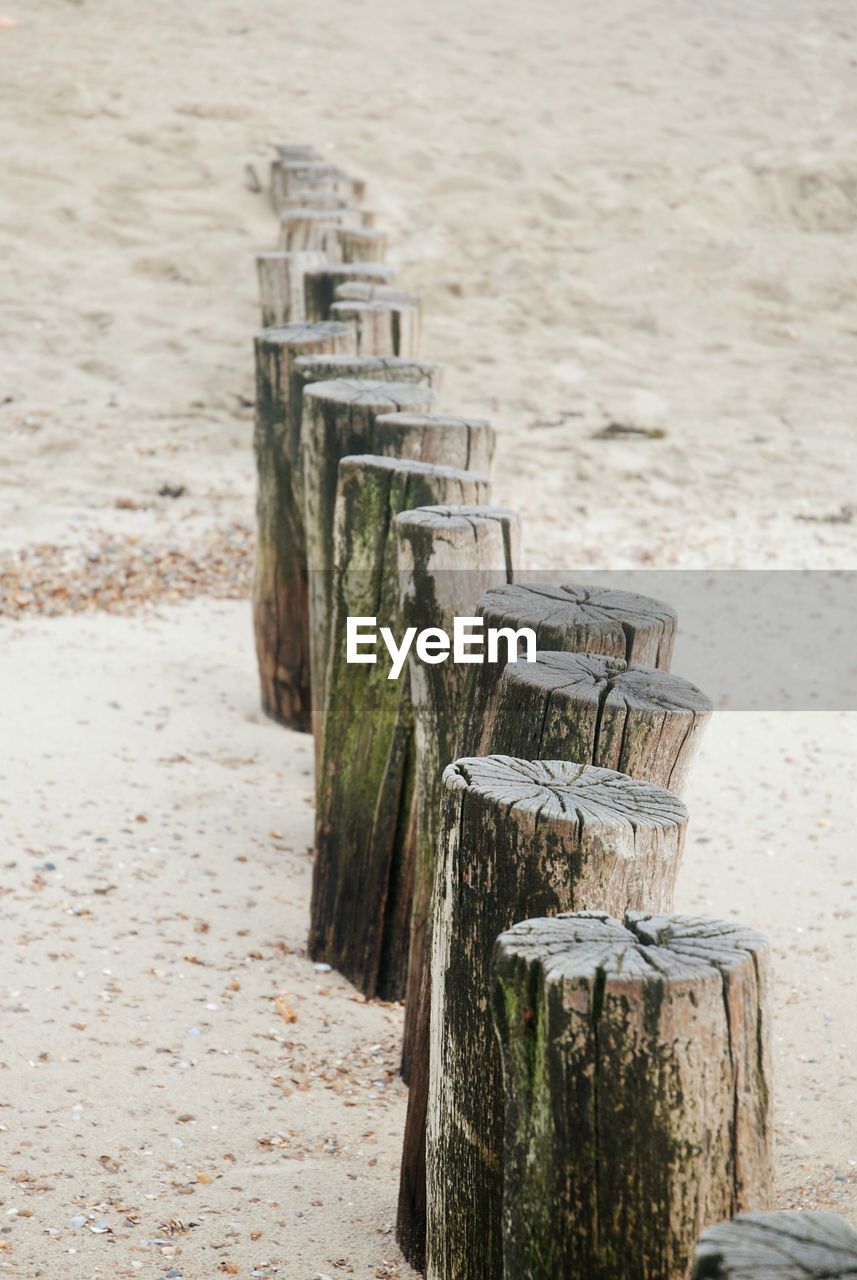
[2,0,856,1274]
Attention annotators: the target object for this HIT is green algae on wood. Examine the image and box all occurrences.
[426,758,688,1280]
[492,912,773,1280]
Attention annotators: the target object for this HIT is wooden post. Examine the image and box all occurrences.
[692,1211,857,1279]
[257,250,327,327]
[394,505,520,1269]
[489,650,712,796]
[492,911,774,1280]
[397,580,682,1271]
[278,207,352,252]
[252,322,356,729]
[310,462,492,1001]
[304,263,396,322]
[426,757,688,1280]
[336,227,389,262]
[464,582,678,756]
[301,378,435,740]
[330,298,421,358]
[270,159,358,213]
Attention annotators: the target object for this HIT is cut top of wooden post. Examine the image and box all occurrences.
[479,581,677,668]
[490,650,712,794]
[374,413,495,475]
[335,282,420,306]
[692,1210,857,1279]
[444,756,688,845]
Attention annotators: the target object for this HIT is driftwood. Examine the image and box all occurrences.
[489,650,712,796]
[252,322,355,729]
[492,911,774,1280]
[304,264,396,322]
[301,378,435,739]
[426,757,688,1280]
[464,582,677,755]
[397,580,681,1271]
[257,251,328,327]
[394,505,519,1268]
[336,227,389,262]
[692,1211,857,1279]
[310,463,492,1001]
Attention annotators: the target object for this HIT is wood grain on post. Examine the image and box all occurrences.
[270,159,358,213]
[427,757,688,1280]
[336,227,389,262]
[465,582,678,755]
[394,505,519,1269]
[257,251,327,327]
[310,462,492,1001]
[692,1211,857,1279]
[252,322,355,729]
[301,378,435,740]
[278,207,352,252]
[304,263,396,322]
[489,650,712,796]
[493,911,774,1280]
[330,299,420,358]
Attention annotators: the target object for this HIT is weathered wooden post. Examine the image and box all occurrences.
[489,651,712,795]
[278,206,352,252]
[394,504,519,1265]
[465,581,677,754]
[692,1211,857,1279]
[304,263,396,322]
[492,911,774,1280]
[252,322,355,728]
[256,250,327,326]
[270,158,358,213]
[426,758,689,1280]
[310,461,492,1000]
[336,227,389,262]
[301,378,436,739]
[397,581,681,1271]
[329,298,420,357]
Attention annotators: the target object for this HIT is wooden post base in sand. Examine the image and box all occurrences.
[426,757,688,1280]
[310,462,491,1002]
[493,912,773,1280]
[252,322,355,729]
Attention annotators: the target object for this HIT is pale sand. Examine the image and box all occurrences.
[1,0,856,1274]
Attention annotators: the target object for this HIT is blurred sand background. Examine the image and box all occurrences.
[1,0,856,1275]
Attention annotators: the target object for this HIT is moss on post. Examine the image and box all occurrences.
[426,758,688,1280]
[309,461,490,1001]
[493,912,774,1280]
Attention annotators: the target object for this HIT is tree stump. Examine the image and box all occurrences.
[336,227,389,262]
[492,911,774,1280]
[310,460,491,1001]
[465,582,677,755]
[253,322,355,729]
[257,250,327,327]
[301,379,435,740]
[489,651,712,796]
[394,505,520,1268]
[692,1211,857,1279]
[427,758,689,1280]
[304,264,396,322]
[278,206,352,252]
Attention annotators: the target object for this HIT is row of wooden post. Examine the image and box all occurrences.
[249,147,850,1280]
